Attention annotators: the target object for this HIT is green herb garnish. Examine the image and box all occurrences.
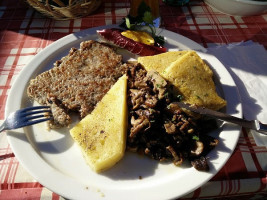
[177,95,184,101]
[192,135,199,140]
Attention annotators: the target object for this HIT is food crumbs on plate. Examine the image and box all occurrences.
[97,189,105,197]
[139,175,143,180]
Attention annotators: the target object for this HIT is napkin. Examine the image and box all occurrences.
[207,41,267,146]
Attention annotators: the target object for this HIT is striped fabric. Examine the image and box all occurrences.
[0,0,267,199]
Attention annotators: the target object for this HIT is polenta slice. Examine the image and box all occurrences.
[162,51,226,110]
[138,51,188,74]
[70,75,128,173]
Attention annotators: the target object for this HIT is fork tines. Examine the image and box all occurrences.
[19,106,53,127]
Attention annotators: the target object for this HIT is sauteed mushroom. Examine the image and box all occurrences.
[126,62,218,171]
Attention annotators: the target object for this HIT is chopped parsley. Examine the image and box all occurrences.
[192,135,199,140]
[177,94,184,101]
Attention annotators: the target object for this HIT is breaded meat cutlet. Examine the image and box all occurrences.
[27,40,126,128]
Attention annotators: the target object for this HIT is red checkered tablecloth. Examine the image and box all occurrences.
[0,0,267,199]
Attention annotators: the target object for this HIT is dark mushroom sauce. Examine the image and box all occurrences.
[126,63,219,171]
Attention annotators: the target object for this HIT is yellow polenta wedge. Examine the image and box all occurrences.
[70,75,128,172]
[162,51,226,110]
[138,51,188,74]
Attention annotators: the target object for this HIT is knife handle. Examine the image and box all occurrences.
[255,120,267,135]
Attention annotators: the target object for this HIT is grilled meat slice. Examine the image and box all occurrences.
[27,40,126,128]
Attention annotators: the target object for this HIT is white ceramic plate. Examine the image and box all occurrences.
[5,25,241,200]
[204,0,267,16]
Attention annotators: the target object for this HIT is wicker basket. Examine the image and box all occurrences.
[26,0,102,20]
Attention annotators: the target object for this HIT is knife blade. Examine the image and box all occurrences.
[174,102,267,135]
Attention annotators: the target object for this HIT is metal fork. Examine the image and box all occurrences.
[0,106,53,133]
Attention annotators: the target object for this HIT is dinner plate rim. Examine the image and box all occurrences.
[5,24,242,200]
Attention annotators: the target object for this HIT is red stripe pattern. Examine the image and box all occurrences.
[0,0,267,199]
